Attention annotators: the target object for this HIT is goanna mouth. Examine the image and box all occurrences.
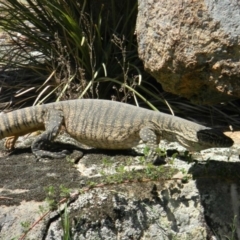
[197,129,234,148]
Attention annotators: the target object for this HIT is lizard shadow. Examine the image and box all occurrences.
[188,160,240,238]
[6,142,80,157]
[7,141,144,161]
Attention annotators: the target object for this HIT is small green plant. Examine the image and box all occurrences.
[61,204,72,240]
[101,157,135,183]
[168,152,179,165]
[45,185,55,196]
[140,146,167,165]
[60,185,71,198]
[88,145,178,188]
[224,215,238,240]
[180,168,192,183]
[181,174,191,183]
[138,146,150,165]
[114,164,128,182]
[44,185,58,210]
[143,146,150,157]
[144,163,157,178]
[155,147,167,158]
[115,165,126,175]
[86,181,97,188]
[38,205,49,215]
[139,155,147,165]
[183,151,193,163]
[125,157,134,166]
[102,157,113,167]
[20,221,31,233]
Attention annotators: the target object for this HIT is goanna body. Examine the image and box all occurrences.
[0,99,234,160]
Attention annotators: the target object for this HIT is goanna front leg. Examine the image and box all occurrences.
[139,127,164,164]
[31,108,67,159]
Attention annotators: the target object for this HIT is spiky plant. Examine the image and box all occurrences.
[0,0,159,109]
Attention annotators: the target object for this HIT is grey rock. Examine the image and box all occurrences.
[136,0,240,104]
[0,137,240,239]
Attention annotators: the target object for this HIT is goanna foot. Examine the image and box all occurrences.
[33,149,69,159]
[4,136,18,150]
[31,138,70,159]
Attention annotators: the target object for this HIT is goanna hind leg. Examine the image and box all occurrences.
[139,127,164,164]
[31,108,68,159]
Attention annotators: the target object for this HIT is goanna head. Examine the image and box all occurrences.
[175,128,234,152]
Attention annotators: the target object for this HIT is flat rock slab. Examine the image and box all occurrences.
[0,137,240,239]
[0,153,81,205]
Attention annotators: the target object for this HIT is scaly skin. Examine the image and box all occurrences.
[0,99,234,160]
